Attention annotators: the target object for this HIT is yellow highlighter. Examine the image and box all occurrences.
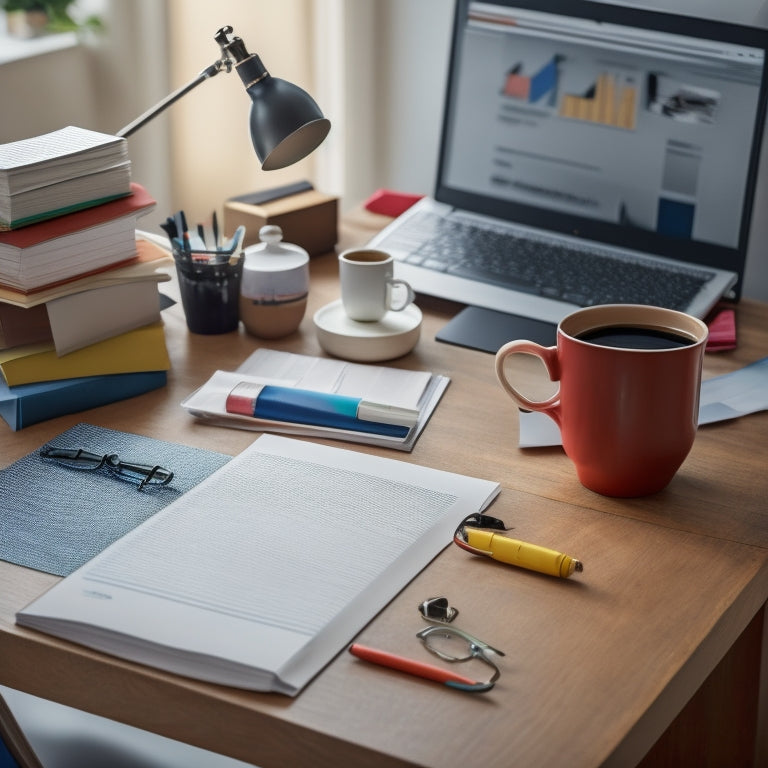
[464,527,583,578]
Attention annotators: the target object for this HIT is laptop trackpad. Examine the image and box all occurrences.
[436,306,557,354]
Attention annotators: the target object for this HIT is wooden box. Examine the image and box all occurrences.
[223,189,338,257]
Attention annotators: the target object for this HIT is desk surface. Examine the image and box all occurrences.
[1,212,767,768]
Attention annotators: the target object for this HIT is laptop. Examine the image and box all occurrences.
[368,0,768,344]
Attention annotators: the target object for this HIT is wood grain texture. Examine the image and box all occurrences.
[1,212,766,767]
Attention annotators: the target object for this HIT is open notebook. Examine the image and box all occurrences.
[370,0,768,336]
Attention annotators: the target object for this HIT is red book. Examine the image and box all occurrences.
[0,183,156,293]
[0,182,153,248]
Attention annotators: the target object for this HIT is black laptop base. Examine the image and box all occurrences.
[435,306,557,354]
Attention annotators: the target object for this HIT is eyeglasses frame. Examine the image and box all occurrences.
[40,446,174,491]
[416,624,505,692]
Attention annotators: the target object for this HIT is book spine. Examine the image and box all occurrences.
[9,371,167,431]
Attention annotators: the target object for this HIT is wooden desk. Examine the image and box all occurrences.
[1,214,767,767]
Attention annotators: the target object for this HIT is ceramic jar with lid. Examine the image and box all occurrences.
[239,225,310,338]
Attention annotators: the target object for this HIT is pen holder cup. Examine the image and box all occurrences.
[174,250,244,335]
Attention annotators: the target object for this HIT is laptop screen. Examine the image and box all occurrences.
[436,0,768,297]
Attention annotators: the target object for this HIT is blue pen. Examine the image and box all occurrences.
[225,383,418,438]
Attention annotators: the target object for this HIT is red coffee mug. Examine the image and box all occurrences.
[495,305,709,497]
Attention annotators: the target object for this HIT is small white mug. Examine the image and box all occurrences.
[338,249,415,322]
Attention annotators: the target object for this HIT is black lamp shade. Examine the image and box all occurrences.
[247,77,331,171]
[116,28,331,169]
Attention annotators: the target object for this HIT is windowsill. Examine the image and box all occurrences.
[0,30,78,66]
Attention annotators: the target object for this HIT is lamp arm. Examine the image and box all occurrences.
[116,59,229,139]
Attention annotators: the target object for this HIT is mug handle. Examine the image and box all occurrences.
[386,279,416,311]
[495,340,562,427]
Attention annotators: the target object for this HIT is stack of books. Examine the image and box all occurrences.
[0,127,173,431]
[0,126,131,231]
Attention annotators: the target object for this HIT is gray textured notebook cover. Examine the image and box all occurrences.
[0,423,231,576]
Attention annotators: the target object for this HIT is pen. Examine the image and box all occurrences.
[221,224,245,253]
[187,230,208,251]
[176,210,190,254]
[463,528,583,578]
[224,224,246,265]
[225,382,418,437]
[348,643,480,690]
[160,217,177,244]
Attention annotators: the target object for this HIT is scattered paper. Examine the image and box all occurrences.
[237,348,431,408]
[518,356,768,448]
[698,355,768,423]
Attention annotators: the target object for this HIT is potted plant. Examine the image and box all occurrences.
[2,0,103,38]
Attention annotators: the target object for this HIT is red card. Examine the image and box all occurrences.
[364,189,424,218]
[706,307,737,352]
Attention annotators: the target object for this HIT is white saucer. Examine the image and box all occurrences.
[313,299,422,362]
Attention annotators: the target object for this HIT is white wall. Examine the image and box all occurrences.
[373,1,453,197]
[368,0,768,302]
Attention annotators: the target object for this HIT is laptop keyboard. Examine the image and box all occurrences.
[387,212,714,311]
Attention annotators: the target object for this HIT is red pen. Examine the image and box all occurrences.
[348,643,491,692]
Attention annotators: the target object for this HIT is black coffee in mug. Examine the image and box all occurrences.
[577,325,696,350]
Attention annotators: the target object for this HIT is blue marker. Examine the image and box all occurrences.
[225,383,418,438]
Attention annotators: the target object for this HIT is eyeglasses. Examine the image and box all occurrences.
[349,599,505,693]
[40,446,174,491]
[416,624,505,693]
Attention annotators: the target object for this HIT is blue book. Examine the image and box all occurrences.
[0,738,21,768]
[0,370,167,431]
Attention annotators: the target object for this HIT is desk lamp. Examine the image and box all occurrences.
[116,25,330,170]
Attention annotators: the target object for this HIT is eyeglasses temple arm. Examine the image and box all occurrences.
[445,679,496,692]
[40,446,103,464]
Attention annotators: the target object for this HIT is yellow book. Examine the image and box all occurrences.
[0,322,170,386]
